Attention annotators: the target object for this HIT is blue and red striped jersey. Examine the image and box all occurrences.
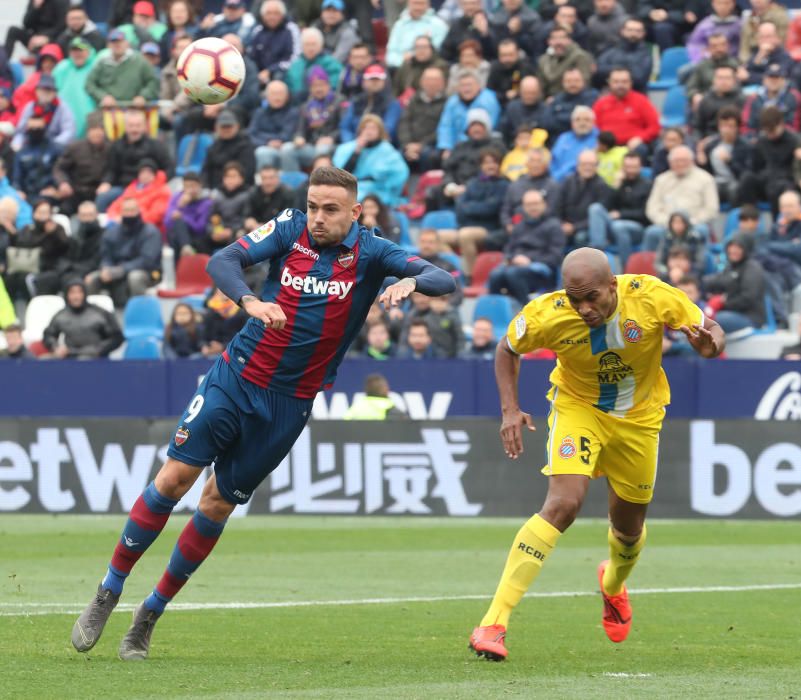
[220,209,415,399]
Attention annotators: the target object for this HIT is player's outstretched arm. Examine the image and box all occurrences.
[378,258,456,308]
[496,339,536,460]
[679,315,725,358]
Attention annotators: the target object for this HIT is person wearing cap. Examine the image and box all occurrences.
[286,27,342,100]
[386,0,448,69]
[12,43,63,116]
[741,62,801,137]
[85,28,159,107]
[52,37,98,138]
[117,1,167,49]
[197,0,257,44]
[106,158,172,233]
[248,0,301,85]
[436,69,500,155]
[737,20,792,87]
[202,110,256,191]
[3,0,68,60]
[286,66,339,172]
[312,0,359,65]
[141,41,162,73]
[51,120,109,216]
[251,81,299,170]
[340,63,401,142]
[56,4,106,56]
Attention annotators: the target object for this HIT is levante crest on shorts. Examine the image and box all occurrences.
[337,250,355,268]
[559,436,577,459]
[623,319,643,343]
[174,426,190,446]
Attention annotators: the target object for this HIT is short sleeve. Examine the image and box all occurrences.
[652,278,705,330]
[236,208,297,264]
[506,303,546,355]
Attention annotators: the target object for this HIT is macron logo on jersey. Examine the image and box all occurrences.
[293,241,320,260]
[281,267,353,299]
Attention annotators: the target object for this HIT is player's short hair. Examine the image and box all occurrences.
[309,166,358,198]
[738,204,760,221]
[364,372,389,396]
[222,161,245,178]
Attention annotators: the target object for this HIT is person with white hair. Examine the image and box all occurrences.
[386,0,449,68]
[247,0,300,83]
[285,25,343,99]
[549,105,599,182]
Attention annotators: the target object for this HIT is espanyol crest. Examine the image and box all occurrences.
[623,319,643,343]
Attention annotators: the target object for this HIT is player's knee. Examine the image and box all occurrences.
[540,495,583,531]
[154,458,202,499]
[198,478,236,521]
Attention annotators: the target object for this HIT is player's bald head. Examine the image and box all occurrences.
[562,248,613,287]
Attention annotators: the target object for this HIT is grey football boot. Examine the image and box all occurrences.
[71,583,121,652]
[118,603,162,661]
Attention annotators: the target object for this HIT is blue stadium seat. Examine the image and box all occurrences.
[473,294,516,341]
[280,170,309,189]
[649,46,689,90]
[95,22,108,38]
[724,207,741,240]
[421,209,458,230]
[175,133,214,177]
[123,336,162,359]
[123,296,164,340]
[179,294,206,310]
[9,62,24,89]
[660,85,687,128]
[640,166,653,180]
[393,210,415,251]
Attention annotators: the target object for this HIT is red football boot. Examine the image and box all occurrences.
[597,560,632,643]
[469,624,508,661]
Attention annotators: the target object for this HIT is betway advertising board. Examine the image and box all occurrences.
[1,420,798,518]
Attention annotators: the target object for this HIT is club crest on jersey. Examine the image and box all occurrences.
[174,426,190,446]
[630,279,641,290]
[248,219,275,243]
[337,250,355,268]
[559,436,577,459]
[553,296,566,309]
[623,319,643,343]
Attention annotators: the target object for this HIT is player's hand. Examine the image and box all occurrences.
[679,323,718,358]
[500,408,536,459]
[379,278,416,309]
[242,298,287,330]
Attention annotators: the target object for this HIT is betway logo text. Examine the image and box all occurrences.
[281,267,352,299]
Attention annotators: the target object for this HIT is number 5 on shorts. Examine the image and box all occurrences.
[185,395,204,423]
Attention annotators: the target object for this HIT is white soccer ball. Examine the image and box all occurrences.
[176,37,245,105]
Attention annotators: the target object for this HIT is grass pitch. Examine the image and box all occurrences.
[2,516,800,699]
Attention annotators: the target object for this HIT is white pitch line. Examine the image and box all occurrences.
[603,673,653,679]
[1,582,800,617]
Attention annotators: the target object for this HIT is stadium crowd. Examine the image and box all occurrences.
[1,0,801,360]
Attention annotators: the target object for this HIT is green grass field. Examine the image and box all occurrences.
[2,516,800,699]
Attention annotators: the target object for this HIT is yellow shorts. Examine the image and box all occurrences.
[542,389,664,504]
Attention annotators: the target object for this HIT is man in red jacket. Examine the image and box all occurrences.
[593,68,660,158]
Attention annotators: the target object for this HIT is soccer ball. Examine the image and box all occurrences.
[176,37,245,105]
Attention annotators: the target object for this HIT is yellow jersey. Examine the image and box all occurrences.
[506,274,704,422]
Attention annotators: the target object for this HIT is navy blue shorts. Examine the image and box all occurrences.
[167,356,313,505]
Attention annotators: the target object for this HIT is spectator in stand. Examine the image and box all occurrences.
[545,67,598,138]
[786,11,801,62]
[96,109,172,211]
[780,315,801,359]
[637,0,692,53]
[386,0,449,69]
[165,171,213,258]
[596,130,628,186]
[489,188,564,305]
[0,161,32,229]
[201,109,256,191]
[117,1,167,49]
[687,33,740,111]
[537,25,594,99]
[333,114,409,207]
[440,0,495,63]
[499,75,548,147]
[489,0,542,59]
[415,228,463,304]
[500,147,560,233]
[697,106,751,207]
[159,34,193,129]
[85,197,161,307]
[501,127,548,181]
[687,0,741,63]
[0,324,33,359]
[42,280,123,359]
[0,196,16,274]
[737,21,792,87]
[247,0,300,84]
[737,106,798,216]
[251,81,300,170]
[200,287,248,358]
[57,201,104,287]
[426,294,464,358]
[357,194,399,244]
[693,65,744,139]
[398,318,442,359]
[487,38,535,108]
[537,4,591,58]
[661,245,695,285]
[338,43,373,103]
[595,18,652,93]
[106,158,171,234]
[447,40,491,96]
[553,149,612,249]
[586,0,628,56]
[397,66,447,172]
[158,0,198,65]
[286,27,342,101]
[654,210,708,278]
[12,42,63,115]
[313,0,359,65]
[0,88,17,129]
[645,145,719,250]
[550,105,599,182]
[651,127,686,177]
[763,190,801,266]
[703,234,767,332]
[588,151,652,267]
[196,0,256,44]
[343,372,409,416]
[340,64,401,143]
[56,4,105,57]
[286,67,339,172]
[741,64,801,137]
[163,302,204,358]
[4,0,67,59]
[362,321,397,360]
[243,165,295,233]
[203,161,249,254]
[460,317,495,359]
[85,30,159,108]
[52,38,97,139]
[439,148,509,278]
[739,0,788,64]
[593,67,660,158]
[436,70,501,155]
[392,36,449,101]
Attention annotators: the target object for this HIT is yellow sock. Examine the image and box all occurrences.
[602,525,647,596]
[480,514,561,628]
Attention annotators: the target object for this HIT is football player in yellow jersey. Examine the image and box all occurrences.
[469,248,725,661]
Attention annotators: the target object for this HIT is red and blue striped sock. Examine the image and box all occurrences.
[144,509,226,614]
[102,482,178,596]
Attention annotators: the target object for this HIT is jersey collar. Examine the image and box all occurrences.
[340,220,361,250]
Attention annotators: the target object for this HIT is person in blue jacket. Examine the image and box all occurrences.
[436,69,500,155]
[550,105,599,182]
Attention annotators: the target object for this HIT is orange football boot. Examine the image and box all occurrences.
[469,624,508,661]
[597,560,632,643]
